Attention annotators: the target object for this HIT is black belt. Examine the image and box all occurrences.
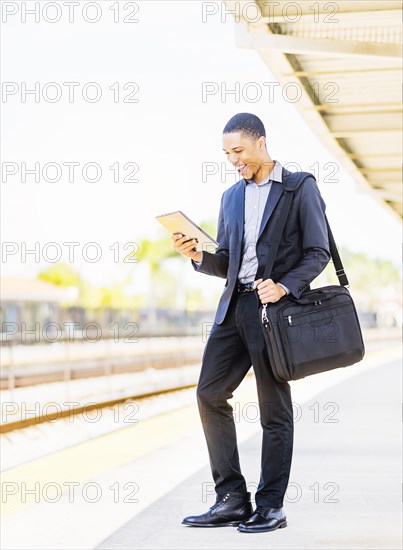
[237,281,255,293]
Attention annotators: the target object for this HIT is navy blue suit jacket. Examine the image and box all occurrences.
[193,167,331,325]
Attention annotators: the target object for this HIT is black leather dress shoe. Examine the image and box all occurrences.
[182,492,252,527]
[237,506,287,533]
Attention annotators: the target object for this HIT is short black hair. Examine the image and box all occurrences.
[223,113,266,141]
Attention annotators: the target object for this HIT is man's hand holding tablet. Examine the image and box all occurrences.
[155,210,218,264]
[171,233,202,262]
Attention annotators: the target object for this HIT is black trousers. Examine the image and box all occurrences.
[197,289,294,509]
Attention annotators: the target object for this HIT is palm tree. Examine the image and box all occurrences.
[135,237,178,325]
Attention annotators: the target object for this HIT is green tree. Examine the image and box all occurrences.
[134,236,178,322]
[199,219,218,240]
[135,237,177,275]
[38,263,84,306]
[38,263,81,287]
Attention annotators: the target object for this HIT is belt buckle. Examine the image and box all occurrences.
[238,282,254,293]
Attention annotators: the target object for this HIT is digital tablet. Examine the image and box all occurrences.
[155,210,218,253]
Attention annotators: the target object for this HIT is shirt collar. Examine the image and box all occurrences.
[245,160,283,186]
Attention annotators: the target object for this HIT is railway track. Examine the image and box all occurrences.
[0,381,205,471]
[0,336,205,389]
[0,352,202,390]
[0,381,198,434]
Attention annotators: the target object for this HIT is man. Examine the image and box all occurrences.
[172,113,330,533]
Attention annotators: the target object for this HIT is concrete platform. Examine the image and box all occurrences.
[97,357,402,550]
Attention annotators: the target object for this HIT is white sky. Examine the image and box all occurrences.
[1,0,401,291]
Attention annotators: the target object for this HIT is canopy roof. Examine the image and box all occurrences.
[225,0,402,219]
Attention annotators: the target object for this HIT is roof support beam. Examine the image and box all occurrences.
[289,68,401,78]
[371,190,402,202]
[332,129,401,137]
[238,31,401,59]
[346,153,400,159]
[257,8,402,24]
[316,103,402,112]
[359,167,402,173]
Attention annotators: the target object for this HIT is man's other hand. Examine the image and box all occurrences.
[171,233,202,262]
[253,278,286,304]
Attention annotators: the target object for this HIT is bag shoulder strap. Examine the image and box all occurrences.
[283,170,312,192]
[262,170,349,287]
[325,219,349,286]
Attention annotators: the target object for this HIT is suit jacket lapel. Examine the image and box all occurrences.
[257,181,284,242]
[232,179,245,246]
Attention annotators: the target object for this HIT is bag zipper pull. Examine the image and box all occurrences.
[262,304,271,330]
[287,315,292,326]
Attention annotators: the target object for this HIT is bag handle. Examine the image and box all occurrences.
[261,171,349,287]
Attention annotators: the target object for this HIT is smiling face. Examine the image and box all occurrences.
[222,131,269,182]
